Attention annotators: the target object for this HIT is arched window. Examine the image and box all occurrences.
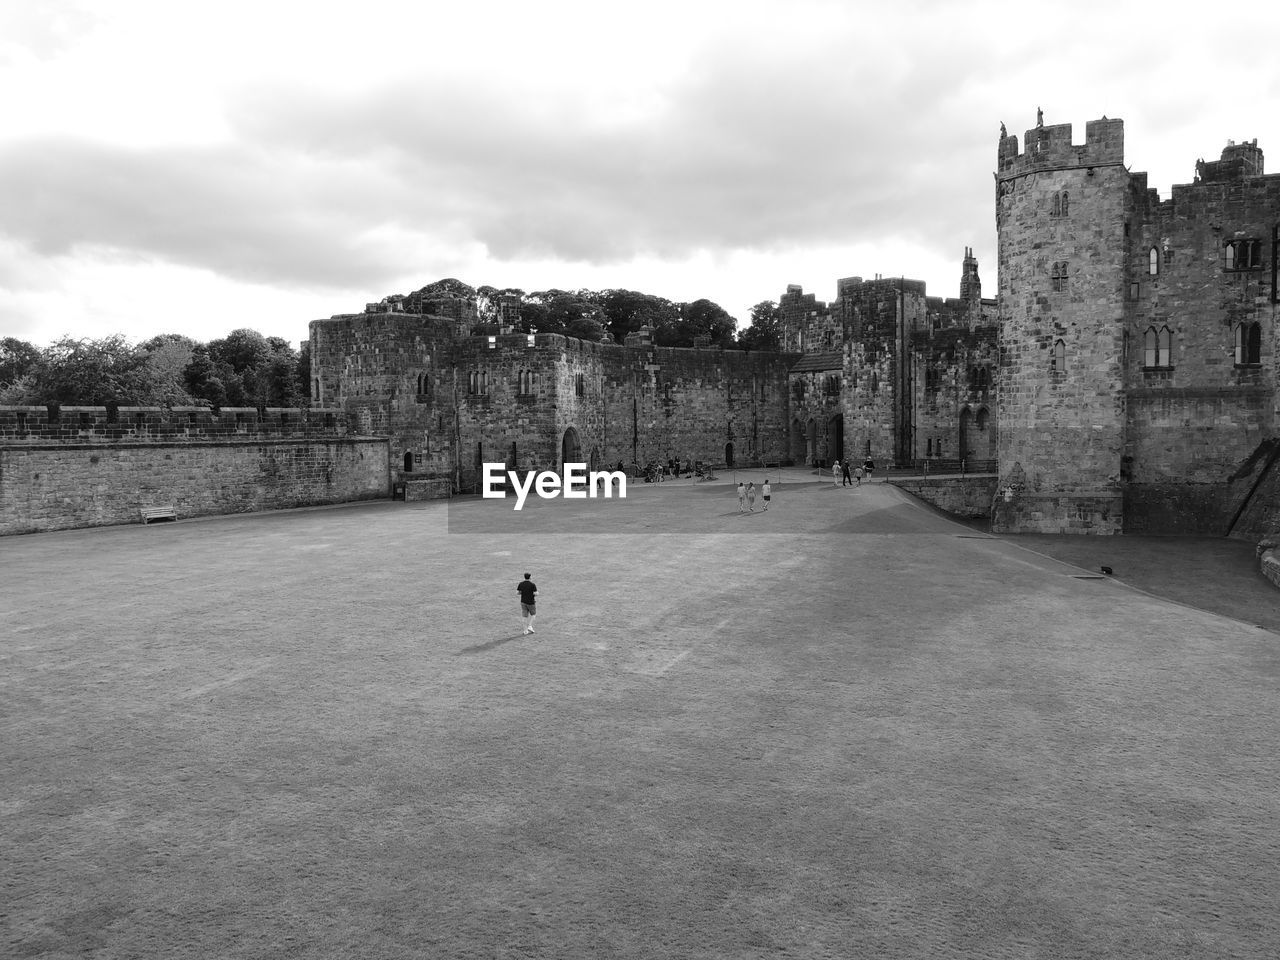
[1236,322,1262,365]
[1051,193,1060,217]
[1149,247,1159,276]
[1051,261,1068,291]
[1060,192,1069,216]
[1142,326,1172,367]
[976,407,989,431]
[1225,239,1262,270]
[1052,339,1066,372]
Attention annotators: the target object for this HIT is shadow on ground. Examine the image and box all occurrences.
[955,516,1280,635]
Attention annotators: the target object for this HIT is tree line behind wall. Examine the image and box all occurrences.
[0,329,309,409]
[397,279,786,352]
[0,287,789,407]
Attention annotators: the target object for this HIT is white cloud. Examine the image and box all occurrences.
[2,1,1279,348]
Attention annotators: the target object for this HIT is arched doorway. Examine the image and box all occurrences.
[806,418,817,465]
[724,442,735,469]
[975,407,993,460]
[561,426,582,470]
[828,413,844,464]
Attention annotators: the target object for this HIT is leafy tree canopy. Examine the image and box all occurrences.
[0,337,41,387]
[737,300,784,351]
[653,298,737,348]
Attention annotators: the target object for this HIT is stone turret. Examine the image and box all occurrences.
[992,114,1131,533]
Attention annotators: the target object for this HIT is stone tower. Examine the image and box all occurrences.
[992,114,1129,533]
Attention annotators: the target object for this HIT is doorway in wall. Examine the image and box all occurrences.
[561,426,582,470]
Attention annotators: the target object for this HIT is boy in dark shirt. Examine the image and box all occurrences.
[517,573,538,635]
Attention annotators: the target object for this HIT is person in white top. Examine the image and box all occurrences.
[761,479,772,510]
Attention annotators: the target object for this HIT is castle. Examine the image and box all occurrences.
[305,250,1000,500]
[307,113,1279,537]
[2,114,1276,539]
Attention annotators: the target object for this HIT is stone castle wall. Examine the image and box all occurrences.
[0,405,387,535]
[911,324,999,463]
[308,311,454,477]
[1117,149,1280,533]
[453,336,793,490]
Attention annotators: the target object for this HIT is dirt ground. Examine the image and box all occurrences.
[3,474,1278,959]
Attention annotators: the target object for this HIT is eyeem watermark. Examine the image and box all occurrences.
[482,462,627,510]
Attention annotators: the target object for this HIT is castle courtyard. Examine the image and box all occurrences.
[3,476,1278,959]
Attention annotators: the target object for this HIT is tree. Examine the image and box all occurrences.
[598,289,679,344]
[207,328,271,375]
[138,335,198,407]
[297,340,312,404]
[184,345,228,407]
[521,289,604,341]
[197,329,303,407]
[737,300,784,351]
[31,335,154,405]
[0,337,40,387]
[653,299,737,348]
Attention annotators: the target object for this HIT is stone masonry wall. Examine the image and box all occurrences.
[309,312,454,479]
[448,334,793,491]
[1119,149,1279,529]
[0,404,387,535]
[892,475,999,519]
[911,323,999,463]
[994,117,1128,533]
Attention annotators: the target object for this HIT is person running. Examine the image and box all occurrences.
[761,478,772,510]
[746,481,757,512]
[832,460,841,487]
[517,572,538,635]
[737,480,747,513]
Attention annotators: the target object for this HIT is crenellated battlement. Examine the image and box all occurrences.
[0,405,348,443]
[997,114,1125,180]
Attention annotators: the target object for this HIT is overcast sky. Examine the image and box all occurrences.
[2,0,1278,350]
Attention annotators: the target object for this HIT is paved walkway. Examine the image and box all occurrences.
[3,482,1277,958]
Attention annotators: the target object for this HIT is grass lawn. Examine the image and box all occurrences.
[4,477,1278,958]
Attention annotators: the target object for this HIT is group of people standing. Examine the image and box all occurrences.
[736,479,772,513]
[832,457,874,487]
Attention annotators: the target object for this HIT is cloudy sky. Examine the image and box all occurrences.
[2,0,1279,350]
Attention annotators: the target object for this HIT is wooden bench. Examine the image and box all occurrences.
[140,504,177,524]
